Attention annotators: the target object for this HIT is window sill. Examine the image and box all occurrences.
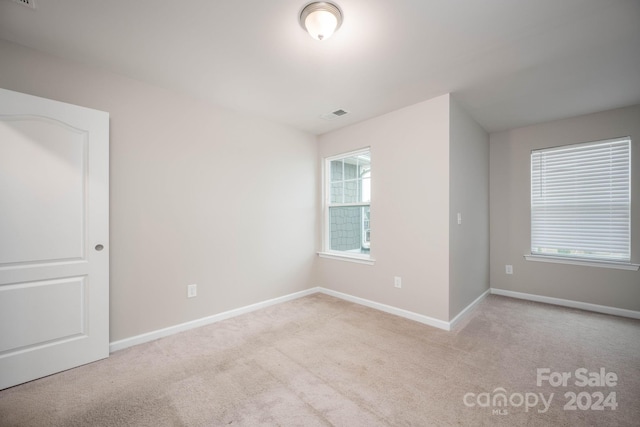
[317,251,375,265]
[524,254,639,271]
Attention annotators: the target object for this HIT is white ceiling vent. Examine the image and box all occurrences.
[10,0,36,9]
[320,109,349,121]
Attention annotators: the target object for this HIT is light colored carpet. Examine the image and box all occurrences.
[1,293,639,426]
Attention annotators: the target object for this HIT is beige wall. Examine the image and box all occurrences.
[449,97,490,318]
[9,31,632,343]
[317,95,451,321]
[0,40,318,341]
[490,105,640,311]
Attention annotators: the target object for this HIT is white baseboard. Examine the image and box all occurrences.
[490,288,640,320]
[109,286,494,353]
[449,289,491,329]
[317,288,452,331]
[109,287,320,353]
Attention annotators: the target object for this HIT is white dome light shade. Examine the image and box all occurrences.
[305,10,337,40]
[300,2,343,41]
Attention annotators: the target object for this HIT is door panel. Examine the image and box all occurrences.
[0,88,109,390]
[0,276,86,353]
[0,116,86,264]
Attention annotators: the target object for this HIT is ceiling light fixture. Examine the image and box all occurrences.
[300,2,343,41]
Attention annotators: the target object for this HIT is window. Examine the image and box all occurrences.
[530,137,631,264]
[323,148,371,260]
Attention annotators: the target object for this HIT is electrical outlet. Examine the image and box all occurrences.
[187,284,197,298]
[505,265,513,275]
[394,276,402,288]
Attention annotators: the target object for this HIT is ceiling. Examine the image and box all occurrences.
[1,0,639,135]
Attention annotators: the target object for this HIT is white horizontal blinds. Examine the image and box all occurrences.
[531,137,631,262]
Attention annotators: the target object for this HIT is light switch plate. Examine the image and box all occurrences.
[187,284,197,298]
[394,276,402,288]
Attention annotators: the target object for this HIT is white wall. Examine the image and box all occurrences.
[317,95,451,321]
[490,105,640,311]
[0,40,318,341]
[449,97,490,318]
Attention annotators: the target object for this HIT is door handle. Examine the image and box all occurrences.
[95,244,104,251]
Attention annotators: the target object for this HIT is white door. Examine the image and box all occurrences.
[0,88,109,390]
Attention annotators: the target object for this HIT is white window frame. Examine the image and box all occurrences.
[318,147,374,265]
[526,136,638,271]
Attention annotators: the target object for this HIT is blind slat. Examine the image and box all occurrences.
[530,137,631,262]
